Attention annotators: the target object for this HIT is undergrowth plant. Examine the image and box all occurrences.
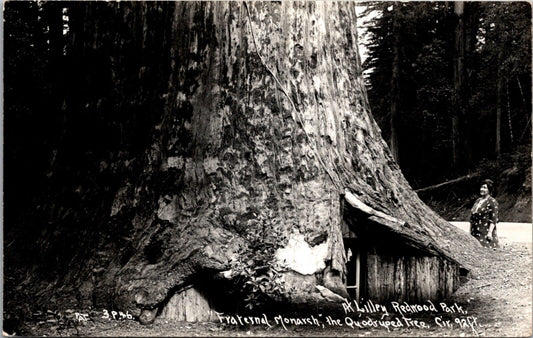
[229,219,290,312]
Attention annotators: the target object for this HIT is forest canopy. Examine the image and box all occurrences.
[360,1,531,188]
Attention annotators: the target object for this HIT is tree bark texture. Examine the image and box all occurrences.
[4,1,485,320]
[453,1,465,170]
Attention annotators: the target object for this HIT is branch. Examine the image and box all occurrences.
[415,173,480,194]
[344,190,402,225]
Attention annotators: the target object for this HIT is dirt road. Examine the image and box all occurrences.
[450,222,532,243]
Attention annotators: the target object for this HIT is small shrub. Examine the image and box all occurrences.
[229,219,289,312]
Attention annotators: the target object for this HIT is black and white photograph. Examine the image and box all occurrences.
[3,1,532,336]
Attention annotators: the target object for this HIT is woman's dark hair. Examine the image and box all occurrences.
[482,179,494,195]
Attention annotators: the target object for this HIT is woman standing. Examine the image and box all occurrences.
[470,179,499,248]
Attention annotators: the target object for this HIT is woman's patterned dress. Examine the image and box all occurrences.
[470,196,499,248]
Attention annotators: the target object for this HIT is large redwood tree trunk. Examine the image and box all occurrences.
[4,1,484,324]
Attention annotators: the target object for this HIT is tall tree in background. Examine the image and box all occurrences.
[361,1,531,187]
[471,2,531,159]
[496,47,503,159]
[452,1,465,170]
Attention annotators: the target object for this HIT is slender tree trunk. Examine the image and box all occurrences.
[452,1,465,170]
[463,2,478,169]
[517,76,531,142]
[506,79,514,144]
[496,69,502,159]
[390,3,401,164]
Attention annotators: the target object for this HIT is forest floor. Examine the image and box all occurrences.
[14,236,532,337]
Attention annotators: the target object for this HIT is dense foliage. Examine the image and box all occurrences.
[361,2,531,188]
